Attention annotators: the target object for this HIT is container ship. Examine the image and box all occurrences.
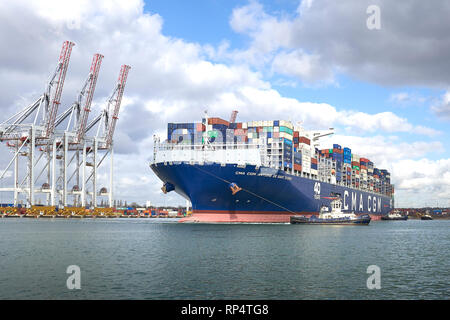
[150,113,394,223]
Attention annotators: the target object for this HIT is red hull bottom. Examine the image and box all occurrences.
[179,212,383,223]
[179,213,294,223]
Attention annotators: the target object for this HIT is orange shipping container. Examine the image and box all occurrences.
[208,117,230,126]
[299,137,310,145]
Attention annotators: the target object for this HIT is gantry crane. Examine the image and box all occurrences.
[0,41,74,206]
[81,65,130,207]
[0,41,130,209]
[51,53,103,207]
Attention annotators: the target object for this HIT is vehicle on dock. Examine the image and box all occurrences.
[290,195,371,225]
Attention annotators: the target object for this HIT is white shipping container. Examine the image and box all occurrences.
[274,126,279,132]
[243,122,248,129]
[286,121,294,130]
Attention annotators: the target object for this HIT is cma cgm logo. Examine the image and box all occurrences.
[343,191,382,213]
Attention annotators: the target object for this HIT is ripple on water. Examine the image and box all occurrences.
[0,219,448,299]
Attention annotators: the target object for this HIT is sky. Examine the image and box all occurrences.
[0,0,449,208]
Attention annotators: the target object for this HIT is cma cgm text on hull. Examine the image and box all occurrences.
[150,114,394,223]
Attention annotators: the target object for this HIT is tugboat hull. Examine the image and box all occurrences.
[290,214,371,225]
[381,216,408,221]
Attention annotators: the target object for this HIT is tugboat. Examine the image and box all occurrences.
[290,194,371,225]
[381,210,408,221]
[420,214,433,220]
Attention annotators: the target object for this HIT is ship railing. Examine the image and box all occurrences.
[152,140,290,170]
[152,140,267,167]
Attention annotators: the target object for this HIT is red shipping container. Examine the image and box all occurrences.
[237,123,242,129]
[299,137,310,145]
[294,164,302,171]
[196,123,206,131]
[208,117,230,126]
[294,131,299,137]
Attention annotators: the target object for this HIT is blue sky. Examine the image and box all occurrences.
[144,0,300,46]
[143,0,449,161]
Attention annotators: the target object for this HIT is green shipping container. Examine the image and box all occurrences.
[207,130,218,138]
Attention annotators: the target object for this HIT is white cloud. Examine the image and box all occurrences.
[431,91,450,120]
[319,134,444,169]
[319,134,448,207]
[392,158,450,207]
[390,92,409,103]
[0,0,446,207]
[271,49,335,85]
[226,0,450,88]
[389,92,427,107]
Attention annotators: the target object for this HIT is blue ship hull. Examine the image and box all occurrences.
[150,162,393,223]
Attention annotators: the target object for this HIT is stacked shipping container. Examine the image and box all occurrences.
[166,117,394,197]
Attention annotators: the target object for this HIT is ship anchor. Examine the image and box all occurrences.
[229,182,242,195]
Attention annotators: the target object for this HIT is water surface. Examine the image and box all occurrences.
[0,218,448,299]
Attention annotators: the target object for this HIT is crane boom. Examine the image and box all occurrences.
[74,53,103,143]
[229,110,238,123]
[43,40,75,138]
[104,65,130,148]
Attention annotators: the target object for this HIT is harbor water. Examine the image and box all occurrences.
[0,218,448,300]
